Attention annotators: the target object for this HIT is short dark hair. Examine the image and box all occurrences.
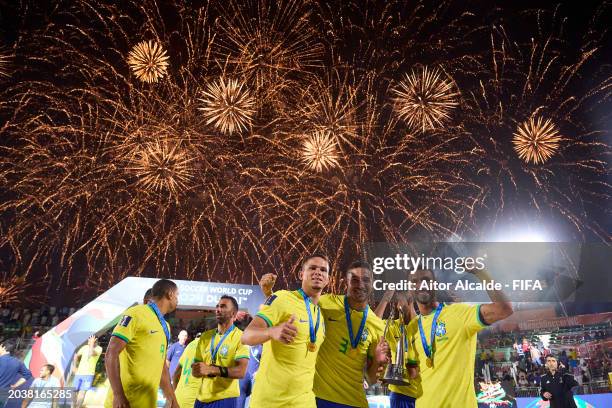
[234,314,252,330]
[546,355,557,361]
[346,260,372,275]
[143,288,153,303]
[220,295,239,311]
[1,342,16,354]
[44,364,55,374]
[151,279,177,299]
[301,253,329,270]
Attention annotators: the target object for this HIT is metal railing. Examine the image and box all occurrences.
[515,387,540,397]
[514,380,611,397]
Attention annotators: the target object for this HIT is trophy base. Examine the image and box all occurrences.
[382,378,411,386]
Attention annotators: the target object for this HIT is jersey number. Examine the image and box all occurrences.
[339,338,349,354]
[182,358,193,384]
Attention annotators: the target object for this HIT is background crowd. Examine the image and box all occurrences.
[1,302,610,401]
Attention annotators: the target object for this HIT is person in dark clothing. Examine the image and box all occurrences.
[0,342,34,408]
[540,355,579,408]
[237,343,262,408]
[0,342,33,389]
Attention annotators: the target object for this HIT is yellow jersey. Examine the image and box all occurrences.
[75,344,103,375]
[413,303,488,408]
[194,325,249,403]
[104,304,170,408]
[175,337,202,408]
[314,294,385,407]
[385,318,422,399]
[250,290,326,408]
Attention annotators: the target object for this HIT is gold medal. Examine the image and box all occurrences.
[308,342,317,352]
[426,358,433,368]
[348,347,359,358]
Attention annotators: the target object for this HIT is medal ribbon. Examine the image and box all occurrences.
[210,324,235,363]
[418,303,444,360]
[401,323,408,350]
[250,344,261,364]
[344,295,368,349]
[147,301,171,345]
[298,288,321,345]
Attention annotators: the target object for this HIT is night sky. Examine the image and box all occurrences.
[0,0,609,306]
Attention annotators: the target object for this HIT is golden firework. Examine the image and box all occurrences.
[128,140,195,196]
[300,131,340,172]
[0,276,28,306]
[214,0,324,106]
[392,66,459,133]
[512,116,562,164]
[291,71,360,146]
[1,0,609,289]
[127,40,170,83]
[198,77,256,135]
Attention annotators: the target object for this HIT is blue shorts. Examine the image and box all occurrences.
[195,397,238,408]
[73,374,95,391]
[389,392,416,408]
[315,397,357,408]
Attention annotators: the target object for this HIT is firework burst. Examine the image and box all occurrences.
[0,276,29,306]
[392,66,459,133]
[127,40,170,83]
[512,116,562,164]
[257,75,482,294]
[128,140,196,197]
[198,77,256,135]
[288,70,361,147]
[459,13,611,240]
[314,0,478,76]
[300,131,341,172]
[0,0,258,286]
[212,0,324,107]
[0,0,608,295]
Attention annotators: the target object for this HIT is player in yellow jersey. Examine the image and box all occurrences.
[172,334,201,408]
[72,335,102,408]
[259,261,391,408]
[242,254,330,408]
[409,269,513,408]
[191,295,249,408]
[104,279,180,408]
[314,261,391,408]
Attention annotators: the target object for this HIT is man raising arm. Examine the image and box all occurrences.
[259,261,392,408]
[408,268,513,408]
[242,254,330,408]
[72,335,102,408]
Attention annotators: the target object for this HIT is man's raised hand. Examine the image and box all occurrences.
[259,273,277,297]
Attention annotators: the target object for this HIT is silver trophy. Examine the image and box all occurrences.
[382,304,411,386]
